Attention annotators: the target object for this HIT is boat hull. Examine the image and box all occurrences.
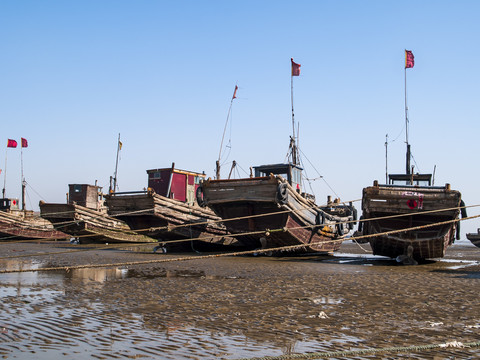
[40,203,156,243]
[200,176,353,253]
[104,191,235,249]
[361,183,461,259]
[0,211,67,241]
[466,232,480,248]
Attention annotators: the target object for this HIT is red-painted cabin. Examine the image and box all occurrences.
[147,167,205,205]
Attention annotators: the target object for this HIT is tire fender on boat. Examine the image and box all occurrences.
[348,207,357,230]
[457,200,466,240]
[276,183,288,204]
[357,215,363,233]
[336,223,344,236]
[196,186,206,207]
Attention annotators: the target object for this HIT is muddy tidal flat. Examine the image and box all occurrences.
[0,240,479,359]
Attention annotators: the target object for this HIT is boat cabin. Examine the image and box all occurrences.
[0,198,20,211]
[254,163,303,192]
[68,184,103,210]
[388,173,432,186]
[147,167,205,205]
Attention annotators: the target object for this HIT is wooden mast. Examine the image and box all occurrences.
[405,50,414,176]
[216,85,238,179]
[2,148,7,199]
[21,144,25,210]
[112,133,121,193]
[290,58,301,165]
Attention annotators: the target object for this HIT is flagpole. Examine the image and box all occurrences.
[291,66,297,165]
[2,150,7,199]
[21,145,25,210]
[405,50,410,175]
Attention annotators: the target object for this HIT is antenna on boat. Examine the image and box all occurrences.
[290,58,301,165]
[111,133,122,193]
[405,50,414,175]
[385,133,389,183]
[216,84,238,179]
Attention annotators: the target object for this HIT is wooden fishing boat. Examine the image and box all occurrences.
[361,175,462,260]
[104,166,235,251]
[360,51,465,260]
[466,229,480,248]
[0,198,67,241]
[198,163,355,254]
[197,71,355,254]
[39,184,156,244]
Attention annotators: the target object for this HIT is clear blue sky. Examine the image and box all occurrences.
[1,1,479,237]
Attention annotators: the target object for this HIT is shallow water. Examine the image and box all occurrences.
[0,243,479,359]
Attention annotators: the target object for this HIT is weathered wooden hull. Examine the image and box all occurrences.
[466,231,480,248]
[104,192,234,248]
[0,211,67,241]
[362,184,461,259]
[39,203,156,243]
[200,176,353,253]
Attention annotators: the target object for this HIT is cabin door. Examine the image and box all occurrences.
[186,175,195,205]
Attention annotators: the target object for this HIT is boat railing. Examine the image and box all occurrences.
[107,190,149,196]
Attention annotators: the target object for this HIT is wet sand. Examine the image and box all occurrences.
[0,240,479,359]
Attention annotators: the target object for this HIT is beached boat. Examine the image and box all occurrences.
[361,176,462,260]
[360,51,463,260]
[0,198,67,241]
[466,229,480,248]
[197,69,355,254]
[198,163,355,253]
[104,165,235,251]
[40,184,155,244]
[0,138,67,241]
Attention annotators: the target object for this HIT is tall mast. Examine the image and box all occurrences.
[385,134,388,183]
[113,133,121,193]
[2,150,7,199]
[291,58,301,165]
[21,144,25,210]
[405,63,410,175]
[216,85,238,179]
[404,50,414,175]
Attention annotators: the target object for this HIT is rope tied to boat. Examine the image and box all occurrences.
[1,213,480,273]
[233,340,480,360]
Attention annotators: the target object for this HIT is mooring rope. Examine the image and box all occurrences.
[1,213,479,274]
[233,340,480,360]
[0,200,475,244]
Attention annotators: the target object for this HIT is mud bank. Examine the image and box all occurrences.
[0,240,479,359]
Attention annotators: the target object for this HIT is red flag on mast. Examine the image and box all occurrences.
[291,58,301,76]
[21,138,28,148]
[7,139,17,148]
[405,50,414,68]
[232,85,238,100]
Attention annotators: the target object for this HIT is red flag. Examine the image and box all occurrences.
[7,139,17,148]
[21,138,28,148]
[405,50,414,68]
[232,85,238,100]
[291,58,301,76]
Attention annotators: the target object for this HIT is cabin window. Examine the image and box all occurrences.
[292,169,301,184]
[257,170,289,179]
[194,176,202,184]
[154,172,161,179]
[74,185,82,193]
